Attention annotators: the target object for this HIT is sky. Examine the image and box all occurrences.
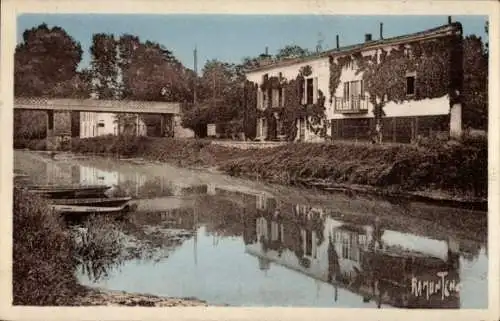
[17,14,488,71]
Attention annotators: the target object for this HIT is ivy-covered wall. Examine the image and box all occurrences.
[328,28,463,118]
[256,65,327,141]
[246,23,463,143]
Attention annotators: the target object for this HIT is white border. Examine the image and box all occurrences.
[1,1,499,320]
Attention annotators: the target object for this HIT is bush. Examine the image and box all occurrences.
[13,188,82,305]
[13,138,46,151]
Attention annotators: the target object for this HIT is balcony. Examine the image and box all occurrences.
[334,96,369,114]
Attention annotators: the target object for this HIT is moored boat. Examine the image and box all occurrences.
[49,196,132,208]
[25,184,111,199]
[50,203,134,216]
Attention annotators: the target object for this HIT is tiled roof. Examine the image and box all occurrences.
[246,22,462,73]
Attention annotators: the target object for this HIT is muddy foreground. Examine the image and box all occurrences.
[77,287,210,307]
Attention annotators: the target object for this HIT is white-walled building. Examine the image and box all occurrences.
[245,22,464,143]
[79,112,148,138]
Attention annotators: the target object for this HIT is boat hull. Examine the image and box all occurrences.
[26,185,111,199]
[50,203,135,217]
[50,197,132,208]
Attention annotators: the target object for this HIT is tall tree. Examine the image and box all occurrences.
[14,23,83,97]
[181,59,255,137]
[90,33,119,99]
[14,24,86,140]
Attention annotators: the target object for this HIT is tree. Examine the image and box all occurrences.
[14,23,83,97]
[113,37,194,134]
[462,35,488,130]
[14,24,86,140]
[181,60,246,136]
[275,45,311,60]
[90,33,119,100]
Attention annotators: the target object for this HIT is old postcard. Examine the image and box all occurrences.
[1,0,499,320]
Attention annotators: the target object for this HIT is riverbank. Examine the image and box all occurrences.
[75,287,208,307]
[16,134,488,209]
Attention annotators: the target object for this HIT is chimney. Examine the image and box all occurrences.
[336,35,339,49]
[379,22,384,40]
[265,46,269,56]
[365,33,372,42]
[448,16,452,24]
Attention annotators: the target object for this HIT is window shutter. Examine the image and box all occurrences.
[313,77,318,103]
[302,80,306,104]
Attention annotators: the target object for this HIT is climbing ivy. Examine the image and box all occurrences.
[328,55,352,104]
[257,65,327,141]
[328,33,463,142]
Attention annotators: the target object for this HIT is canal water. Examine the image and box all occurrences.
[14,150,488,309]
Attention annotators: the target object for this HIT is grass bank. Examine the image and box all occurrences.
[13,187,83,305]
[12,187,207,306]
[16,134,487,203]
[67,135,488,203]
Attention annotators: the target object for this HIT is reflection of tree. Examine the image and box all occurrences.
[71,214,193,282]
[327,236,341,283]
[193,193,257,238]
[368,217,384,251]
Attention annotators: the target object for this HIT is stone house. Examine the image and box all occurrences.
[245,21,464,143]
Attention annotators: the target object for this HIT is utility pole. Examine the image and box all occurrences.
[193,45,198,104]
[243,81,247,140]
[213,70,216,108]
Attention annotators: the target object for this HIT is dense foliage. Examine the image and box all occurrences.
[13,189,81,305]
[462,35,488,130]
[14,24,90,140]
[14,23,87,98]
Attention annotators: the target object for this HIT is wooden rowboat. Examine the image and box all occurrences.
[50,203,134,216]
[26,184,111,199]
[50,196,132,208]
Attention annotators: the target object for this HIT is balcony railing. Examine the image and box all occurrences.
[334,96,369,114]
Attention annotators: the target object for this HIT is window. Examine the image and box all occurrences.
[351,60,358,70]
[406,75,416,96]
[306,78,314,105]
[272,89,280,108]
[98,122,105,128]
[257,90,264,109]
[343,82,350,99]
[343,80,363,99]
[263,90,269,108]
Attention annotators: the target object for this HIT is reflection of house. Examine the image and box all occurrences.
[79,165,120,186]
[45,162,76,185]
[244,197,462,308]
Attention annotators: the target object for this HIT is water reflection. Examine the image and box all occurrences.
[14,151,488,308]
[241,196,464,308]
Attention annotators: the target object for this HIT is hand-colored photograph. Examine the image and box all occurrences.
[10,10,490,312]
